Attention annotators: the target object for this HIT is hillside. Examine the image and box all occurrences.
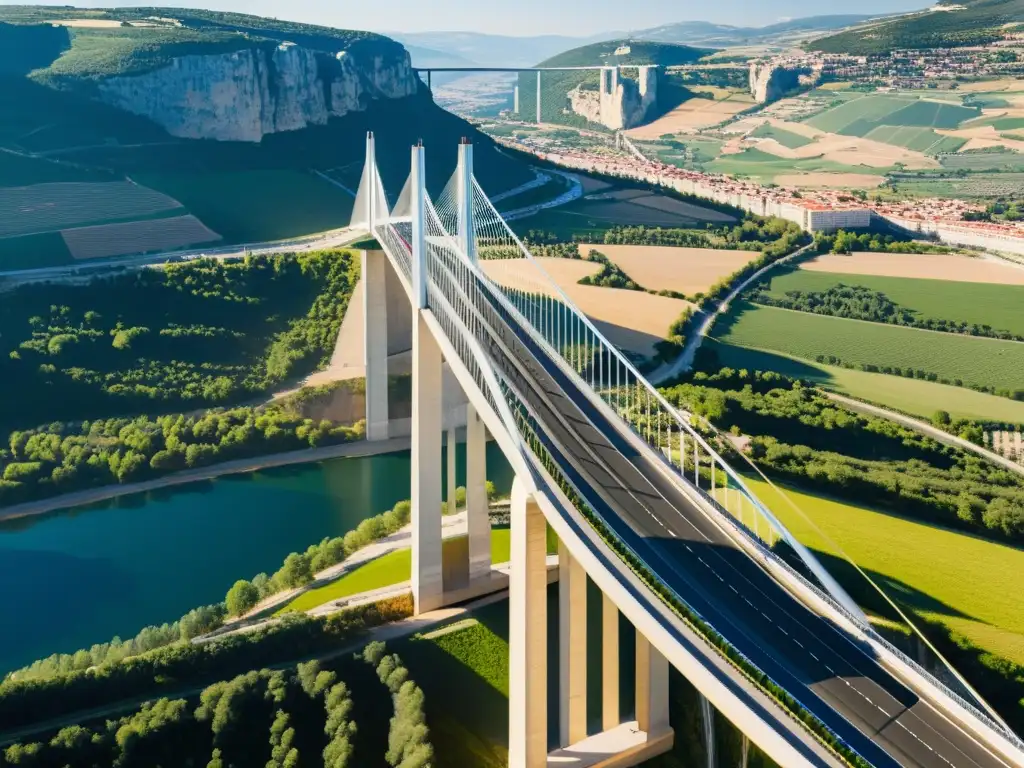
[538,39,711,68]
[810,0,1024,53]
[0,8,533,269]
[634,15,881,46]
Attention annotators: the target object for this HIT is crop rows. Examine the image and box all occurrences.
[712,302,1024,393]
[0,181,182,237]
[61,214,221,259]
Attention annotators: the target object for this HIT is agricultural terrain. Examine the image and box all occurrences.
[708,249,1024,419]
[629,83,1024,197]
[713,302,1024,393]
[0,9,536,270]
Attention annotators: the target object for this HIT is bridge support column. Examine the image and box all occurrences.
[636,632,670,738]
[363,249,389,442]
[447,426,457,517]
[466,403,491,580]
[411,311,444,615]
[559,543,588,747]
[509,477,547,768]
[602,592,620,731]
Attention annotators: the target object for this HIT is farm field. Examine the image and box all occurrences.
[774,172,885,189]
[759,269,1024,337]
[890,172,1024,200]
[706,148,902,184]
[711,302,1024,394]
[748,122,813,149]
[510,186,736,240]
[863,125,965,154]
[738,477,1024,666]
[135,169,357,243]
[61,214,221,260]
[938,150,1024,172]
[576,243,757,296]
[799,251,1024,285]
[624,90,754,136]
[482,257,693,357]
[0,181,183,238]
[803,94,979,136]
[703,339,1024,423]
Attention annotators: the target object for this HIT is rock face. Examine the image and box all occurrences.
[568,66,659,131]
[97,42,418,142]
[749,62,818,104]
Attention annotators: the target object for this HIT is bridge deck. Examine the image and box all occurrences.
[466,270,1011,768]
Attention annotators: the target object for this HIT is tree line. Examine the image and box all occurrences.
[665,367,1024,540]
[0,596,412,734]
[0,251,359,433]
[361,643,434,768]
[746,282,1024,343]
[0,384,364,508]
[1,635,419,768]
[813,229,957,255]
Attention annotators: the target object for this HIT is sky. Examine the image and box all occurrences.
[18,0,930,36]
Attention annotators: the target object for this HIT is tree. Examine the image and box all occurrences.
[225,580,259,617]
[276,553,314,589]
[932,410,951,427]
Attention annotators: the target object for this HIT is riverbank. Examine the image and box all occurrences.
[0,435,412,523]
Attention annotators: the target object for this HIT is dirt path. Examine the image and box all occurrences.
[821,391,1024,479]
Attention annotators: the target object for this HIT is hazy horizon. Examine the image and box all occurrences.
[13,0,929,36]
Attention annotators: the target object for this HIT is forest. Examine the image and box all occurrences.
[0,250,358,433]
[665,367,1024,541]
[0,384,364,508]
[0,627,425,768]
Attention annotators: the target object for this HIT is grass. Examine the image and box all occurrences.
[804,95,917,134]
[712,302,1024,394]
[740,476,1024,665]
[276,527,559,615]
[938,150,1024,172]
[0,231,73,270]
[703,338,1024,423]
[135,170,355,243]
[749,123,813,149]
[758,269,1024,337]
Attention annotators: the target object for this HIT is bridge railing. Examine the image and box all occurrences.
[429,173,864,623]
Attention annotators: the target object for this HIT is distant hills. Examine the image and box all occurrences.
[389,31,612,68]
[632,15,885,46]
[537,40,711,68]
[810,0,1024,53]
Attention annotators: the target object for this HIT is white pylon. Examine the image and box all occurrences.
[411,142,427,309]
[457,139,476,262]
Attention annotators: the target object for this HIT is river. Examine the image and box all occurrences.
[0,443,513,676]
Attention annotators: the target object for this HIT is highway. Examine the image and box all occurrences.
[444,256,1012,768]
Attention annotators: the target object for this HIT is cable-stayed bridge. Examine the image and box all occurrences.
[350,134,1024,768]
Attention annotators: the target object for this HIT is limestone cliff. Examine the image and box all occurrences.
[97,42,417,142]
[567,66,659,131]
[749,62,819,104]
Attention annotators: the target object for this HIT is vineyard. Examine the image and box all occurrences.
[61,214,221,259]
[987,430,1024,465]
[0,181,183,238]
[712,302,1024,394]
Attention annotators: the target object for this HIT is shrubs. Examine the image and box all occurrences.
[361,642,434,768]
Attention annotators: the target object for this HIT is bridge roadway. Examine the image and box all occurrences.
[442,261,1010,768]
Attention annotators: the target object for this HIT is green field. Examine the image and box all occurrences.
[742,477,1024,665]
[804,94,979,137]
[702,339,1024,423]
[892,172,1024,200]
[863,125,966,154]
[759,269,1024,337]
[938,150,1024,172]
[0,231,73,270]
[136,170,355,243]
[712,302,1024,394]
[749,123,813,149]
[706,148,891,183]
